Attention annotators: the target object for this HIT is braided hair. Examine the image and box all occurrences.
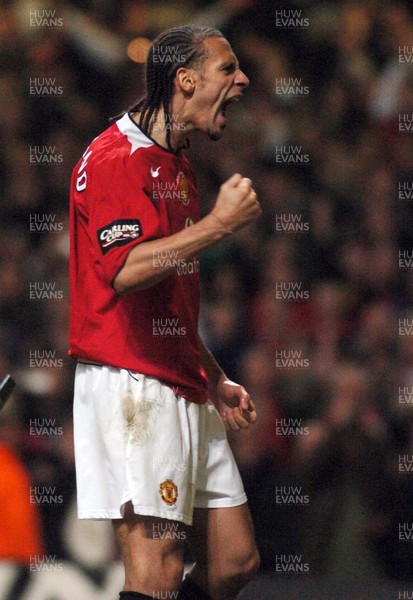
[127,25,224,151]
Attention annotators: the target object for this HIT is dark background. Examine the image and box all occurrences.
[1,0,413,597]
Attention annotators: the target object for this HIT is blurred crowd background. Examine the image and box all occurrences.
[1,0,413,586]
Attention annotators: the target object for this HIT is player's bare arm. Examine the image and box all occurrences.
[197,334,257,431]
[114,173,261,294]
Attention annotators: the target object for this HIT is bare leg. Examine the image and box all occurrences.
[186,503,260,600]
[113,501,185,596]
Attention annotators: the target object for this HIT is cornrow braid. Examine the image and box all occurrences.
[127,25,224,152]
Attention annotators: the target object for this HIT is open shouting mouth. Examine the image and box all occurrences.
[220,94,241,118]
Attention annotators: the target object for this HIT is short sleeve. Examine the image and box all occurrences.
[74,154,161,286]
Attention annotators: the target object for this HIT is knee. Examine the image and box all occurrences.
[158,551,185,589]
[191,546,260,599]
[221,544,260,589]
[237,546,260,583]
[124,548,184,591]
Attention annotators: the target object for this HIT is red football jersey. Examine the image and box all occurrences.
[69,113,208,404]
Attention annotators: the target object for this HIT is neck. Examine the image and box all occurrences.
[132,105,190,152]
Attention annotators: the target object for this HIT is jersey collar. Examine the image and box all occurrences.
[117,113,187,156]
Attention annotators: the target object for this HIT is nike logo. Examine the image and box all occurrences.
[150,166,161,178]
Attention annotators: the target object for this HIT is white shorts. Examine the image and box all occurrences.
[73,363,247,525]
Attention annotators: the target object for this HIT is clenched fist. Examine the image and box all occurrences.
[211,173,261,233]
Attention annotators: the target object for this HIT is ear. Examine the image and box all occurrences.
[176,67,196,94]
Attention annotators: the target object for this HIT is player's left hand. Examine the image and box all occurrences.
[211,374,257,431]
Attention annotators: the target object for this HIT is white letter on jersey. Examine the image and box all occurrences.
[76,148,92,192]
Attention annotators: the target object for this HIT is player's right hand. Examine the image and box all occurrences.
[211,173,261,233]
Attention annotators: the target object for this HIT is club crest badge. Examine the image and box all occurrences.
[159,479,178,506]
[178,172,190,206]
